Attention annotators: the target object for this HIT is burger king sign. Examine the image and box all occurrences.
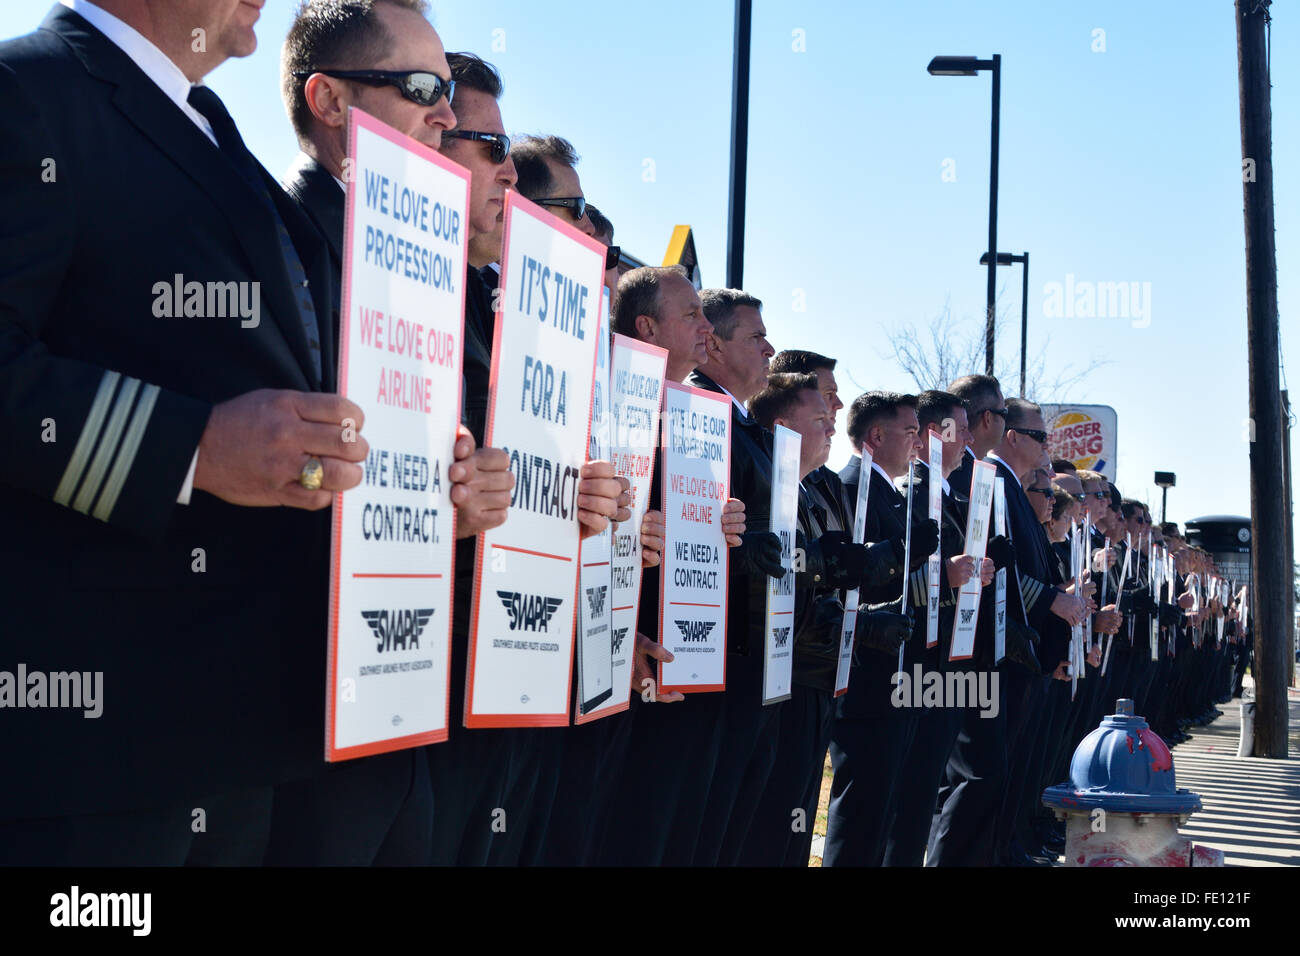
[1040,404,1118,480]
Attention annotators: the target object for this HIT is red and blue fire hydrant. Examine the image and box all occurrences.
[1042,698,1223,867]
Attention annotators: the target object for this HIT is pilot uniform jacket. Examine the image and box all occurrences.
[991,456,1069,673]
[793,466,853,693]
[835,461,910,720]
[0,7,339,820]
[897,462,966,671]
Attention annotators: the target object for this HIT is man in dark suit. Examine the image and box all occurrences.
[737,364,910,866]
[824,391,939,866]
[269,4,526,864]
[882,390,997,866]
[927,373,1013,866]
[986,399,1086,865]
[0,0,365,864]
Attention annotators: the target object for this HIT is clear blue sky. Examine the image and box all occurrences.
[5,1,1298,552]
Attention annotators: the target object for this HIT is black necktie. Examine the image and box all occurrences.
[187,85,322,379]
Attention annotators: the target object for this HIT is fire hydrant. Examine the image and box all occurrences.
[1042,698,1223,867]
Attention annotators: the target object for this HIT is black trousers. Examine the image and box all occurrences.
[265,749,432,865]
[1,785,274,866]
[992,666,1047,859]
[537,712,636,866]
[738,682,835,867]
[824,708,920,867]
[596,690,727,866]
[426,727,512,866]
[884,700,965,867]
[693,654,783,866]
[927,677,1008,866]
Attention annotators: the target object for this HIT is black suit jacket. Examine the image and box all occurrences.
[0,7,339,819]
[990,455,1068,672]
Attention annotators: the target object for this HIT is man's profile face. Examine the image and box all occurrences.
[708,305,773,402]
[440,87,517,242]
[1081,478,1107,524]
[871,406,920,478]
[813,367,843,431]
[981,387,1007,444]
[539,159,595,237]
[647,273,710,375]
[1027,474,1054,523]
[348,4,455,150]
[779,390,833,477]
[937,407,971,473]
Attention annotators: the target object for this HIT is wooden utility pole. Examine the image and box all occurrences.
[1236,0,1289,757]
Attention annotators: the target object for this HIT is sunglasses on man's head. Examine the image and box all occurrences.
[442,129,510,163]
[295,69,454,108]
[536,196,587,222]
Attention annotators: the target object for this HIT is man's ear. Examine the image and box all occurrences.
[303,73,349,129]
[634,314,655,342]
[704,331,723,360]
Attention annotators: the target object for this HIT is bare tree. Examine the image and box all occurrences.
[881,294,1108,402]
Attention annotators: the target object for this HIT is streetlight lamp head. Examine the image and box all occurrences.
[979,252,1016,266]
[1154,471,1177,490]
[928,55,984,76]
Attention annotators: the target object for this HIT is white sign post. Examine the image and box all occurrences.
[327,109,469,761]
[835,453,872,697]
[925,434,943,648]
[465,192,605,727]
[576,334,668,723]
[576,291,613,716]
[949,460,996,661]
[658,382,731,694]
[762,425,800,705]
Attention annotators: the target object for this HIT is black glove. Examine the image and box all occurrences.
[1002,617,1041,673]
[1158,602,1182,628]
[734,531,784,579]
[807,530,864,589]
[986,534,1015,572]
[890,519,939,571]
[1124,587,1157,617]
[856,609,911,655]
[859,539,904,591]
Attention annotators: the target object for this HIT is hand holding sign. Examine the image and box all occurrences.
[449,425,515,538]
[577,460,631,536]
[640,509,666,568]
[194,389,370,509]
[721,497,746,547]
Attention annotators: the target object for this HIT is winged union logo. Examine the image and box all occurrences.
[497,591,564,632]
[675,620,716,642]
[960,608,975,625]
[361,608,434,653]
[586,585,608,618]
[843,627,853,648]
[997,610,1006,626]
[929,597,939,612]
[611,627,628,654]
[773,626,791,648]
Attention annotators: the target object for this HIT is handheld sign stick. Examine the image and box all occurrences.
[896,457,916,678]
[1125,532,1135,646]
[1100,537,1113,675]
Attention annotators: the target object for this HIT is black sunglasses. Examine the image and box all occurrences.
[1028,486,1054,498]
[1010,427,1048,444]
[295,69,454,108]
[605,245,622,271]
[1088,491,1109,499]
[442,129,510,163]
[536,196,587,222]
[1070,492,1087,502]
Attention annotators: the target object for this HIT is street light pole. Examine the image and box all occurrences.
[929,55,1003,377]
[980,250,1028,393]
[725,0,752,290]
[986,54,1001,378]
